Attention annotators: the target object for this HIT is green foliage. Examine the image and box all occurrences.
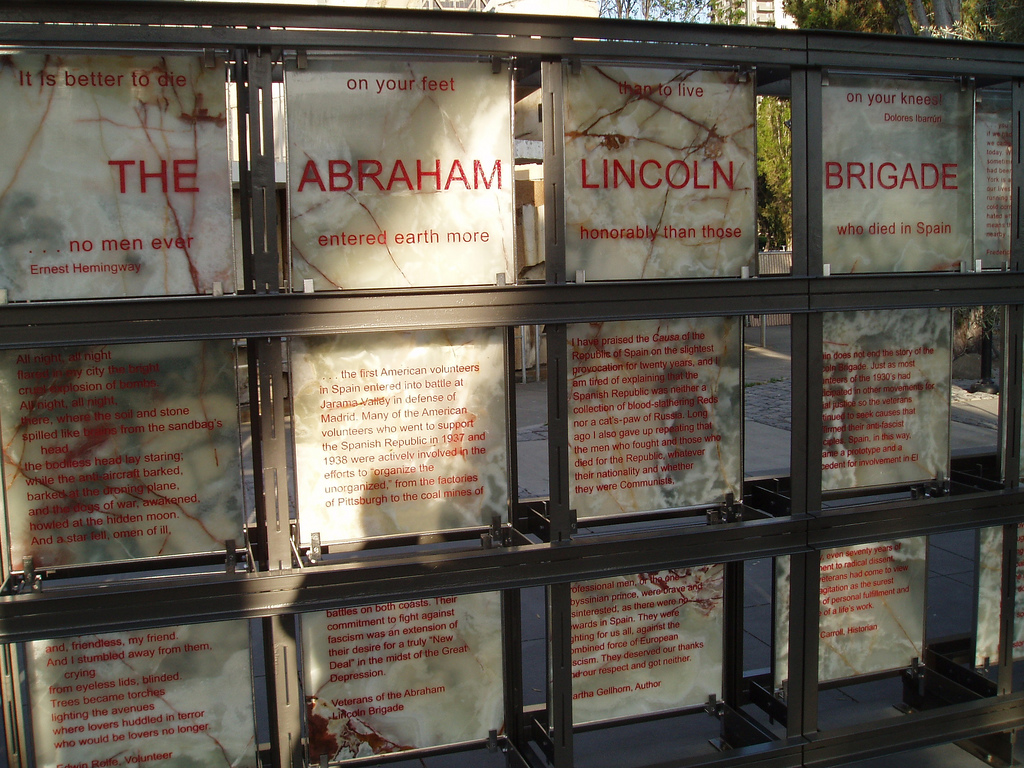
[783,0,1024,40]
[784,0,898,32]
[756,97,792,250]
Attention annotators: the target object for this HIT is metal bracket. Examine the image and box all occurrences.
[310,532,322,563]
[225,539,237,573]
[481,514,510,549]
[707,493,739,525]
[704,693,723,717]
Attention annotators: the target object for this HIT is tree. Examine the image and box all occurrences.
[783,0,1024,41]
[756,96,792,251]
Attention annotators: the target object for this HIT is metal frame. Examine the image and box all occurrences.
[1,4,1024,768]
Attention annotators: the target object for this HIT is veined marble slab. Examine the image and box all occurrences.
[291,329,507,543]
[287,58,514,290]
[822,75,972,273]
[567,317,741,517]
[976,525,1024,665]
[974,90,1012,265]
[774,537,927,686]
[822,308,951,492]
[0,55,234,300]
[564,65,755,280]
[27,621,257,768]
[571,566,723,724]
[0,341,243,567]
[302,592,503,761]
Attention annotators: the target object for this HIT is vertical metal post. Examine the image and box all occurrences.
[547,582,574,768]
[547,324,572,543]
[239,47,281,295]
[787,66,823,739]
[263,613,304,768]
[542,60,566,287]
[502,589,527,757]
[237,47,301,768]
[722,561,746,709]
[998,523,1017,694]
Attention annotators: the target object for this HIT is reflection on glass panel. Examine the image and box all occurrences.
[0,341,243,567]
[301,592,503,761]
[564,66,756,280]
[822,308,951,492]
[286,58,514,290]
[976,525,1024,665]
[822,75,973,273]
[568,317,742,518]
[26,621,257,767]
[291,329,507,543]
[0,55,234,300]
[570,566,723,724]
[974,90,1012,264]
[774,537,926,686]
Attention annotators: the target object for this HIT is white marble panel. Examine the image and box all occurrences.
[27,621,257,768]
[774,538,927,685]
[301,592,503,760]
[571,566,723,724]
[822,75,973,273]
[568,317,741,517]
[286,59,514,289]
[0,341,243,568]
[564,66,756,280]
[822,308,951,492]
[0,55,234,300]
[291,329,507,542]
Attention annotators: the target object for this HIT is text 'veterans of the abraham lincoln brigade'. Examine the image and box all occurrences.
[302,592,503,761]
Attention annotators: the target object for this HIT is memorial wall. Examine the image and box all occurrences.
[0,17,1021,768]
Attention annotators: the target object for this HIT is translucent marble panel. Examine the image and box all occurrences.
[0,341,242,568]
[0,55,234,300]
[774,538,927,686]
[564,66,756,280]
[822,76,973,273]
[974,91,1012,264]
[301,592,503,761]
[291,329,507,543]
[570,566,723,724]
[975,525,1024,665]
[286,59,514,290]
[822,308,951,492]
[27,621,257,768]
[568,317,741,518]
